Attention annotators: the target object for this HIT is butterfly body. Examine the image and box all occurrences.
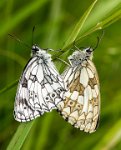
[14,45,65,122]
[57,48,100,133]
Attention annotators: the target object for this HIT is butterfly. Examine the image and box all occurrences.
[14,45,65,122]
[57,47,100,133]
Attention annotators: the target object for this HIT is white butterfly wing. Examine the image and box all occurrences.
[14,57,65,122]
[57,60,100,133]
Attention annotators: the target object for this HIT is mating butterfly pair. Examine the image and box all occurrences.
[14,44,100,133]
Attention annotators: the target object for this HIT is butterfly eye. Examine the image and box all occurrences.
[32,45,39,52]
[86,48,92,53]
[69,58,74,61]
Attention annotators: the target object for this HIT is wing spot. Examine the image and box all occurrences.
[77,104,81,108]
[22,77,27,87]
[70,101,73,105]
[88,76,97,89]
[56,87,63,94]
[67,100,75,107]
[52,93,55,97]
[50,92,57,100]
[35,94,37,98]
[45,96,51,101]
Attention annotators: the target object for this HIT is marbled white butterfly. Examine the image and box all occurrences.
[57,47,100,133]
[14,45,65,122]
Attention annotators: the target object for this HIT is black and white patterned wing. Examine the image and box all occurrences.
[41,61,65,108]
[14,57,65,122]
[14,57,43,122]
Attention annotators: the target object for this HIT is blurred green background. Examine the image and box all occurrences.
[0,0,121,150]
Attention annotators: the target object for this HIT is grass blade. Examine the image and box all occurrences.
[7,122,34,150]
[63,0,98,49]
[52,1,121,61]
[79,0,121,35]
[35,113,54,150]
[76,7,121,42]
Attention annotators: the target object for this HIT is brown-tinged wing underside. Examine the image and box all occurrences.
[57,60,100,133]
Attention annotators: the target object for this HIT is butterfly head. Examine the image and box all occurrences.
[31,45,51,62]
[32,44,40,55]
[68,47,93,66]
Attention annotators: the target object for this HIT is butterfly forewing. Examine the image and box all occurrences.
[57,49,100,133]
[14,46,65,122]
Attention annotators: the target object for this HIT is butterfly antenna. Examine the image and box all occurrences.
[8,34,31,49]
[45,48,54,52]
[55,57,70,66]
[93,30,104,51]
[32,26,36,46]
[73,41,86,51]
[73,41,80,50]
[53,49,64,53]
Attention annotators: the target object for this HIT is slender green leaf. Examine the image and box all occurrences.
[79,0,121,36]
[76,7,121,42]
[63,0,98,49]
[7,122,34,150]
[52,0,121,60]
[52,0,98,61]
[22,120,39,150]
[35,113,54,150]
